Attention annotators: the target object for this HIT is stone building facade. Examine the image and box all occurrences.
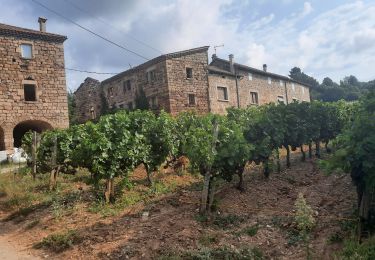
[74,77,102,124]
[208,55,311,114]
[75,46,210,121]
[75,47,310,122]
[0,19,69,152]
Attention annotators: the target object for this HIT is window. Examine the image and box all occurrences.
[150,96,158,108]
[292,98,298,103]
[268,77,272,85]
[21,44,32,59]
[188,94,196,106]
[277,96,285,103]
[123,80,131,93]
[146,70,156,83]
[24,84,36,101]
[217,86,228,101]
[186,68,193,79]
[250,92,258,105]
[108,87,114,96]
[248,73,252,80]
[292,83,295,92]
[302,86,305,94]
[280,80,283,86]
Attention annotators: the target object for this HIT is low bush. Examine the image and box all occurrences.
[33,230,82,253]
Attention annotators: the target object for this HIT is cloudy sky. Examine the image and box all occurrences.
[1,0,374,91]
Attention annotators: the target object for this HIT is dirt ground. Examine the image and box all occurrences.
[0,154,357,259]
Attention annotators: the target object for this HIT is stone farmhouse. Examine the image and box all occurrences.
[0,18,69,152]
[75,47,310,123]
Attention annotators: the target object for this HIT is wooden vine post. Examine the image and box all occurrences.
[49,135,58,191]
[200,120,219,215]
[31,131,37,180]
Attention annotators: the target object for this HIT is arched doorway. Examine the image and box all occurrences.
[0,127,5,151]
[13,120,53,148]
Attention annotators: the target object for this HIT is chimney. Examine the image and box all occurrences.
[38,17,47,32]
[229,54,234,73]
[263,64,267,72]
[212,53,217,61]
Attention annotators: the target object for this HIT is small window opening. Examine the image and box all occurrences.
[217,86,228,101]
[188,94,196,106]
[24,84,36,101]
[186,68,193,79]
[250,92,258,105]
[277,96,285,103]
[268,77,272,85]
[21,44,32,59]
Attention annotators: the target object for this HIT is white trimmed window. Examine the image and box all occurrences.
[248,73,252,80]
[217,86,229,101]
[21,44,32,59]
[292,83,295,92]
[268,77,272,85]
[302,86,305,94]
[279,80,283,86]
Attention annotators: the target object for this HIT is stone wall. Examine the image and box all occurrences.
[74,77,102,123]
[208,73,238,114]
[0,35,68,151]
[102,59,170,113]
[166,51,210,115]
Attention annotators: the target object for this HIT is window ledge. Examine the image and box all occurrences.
[24,101,38,103]
[217,99,229,102]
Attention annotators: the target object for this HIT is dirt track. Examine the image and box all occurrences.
[0,235,39,260]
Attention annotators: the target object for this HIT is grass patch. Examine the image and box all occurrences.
[338,236,375,259]
[33,230,82,253]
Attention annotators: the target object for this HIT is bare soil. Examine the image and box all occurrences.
[0,154,356,259]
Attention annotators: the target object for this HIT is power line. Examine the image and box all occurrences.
[62,0,163,55]
[31,0,150,61]
[64,67,118,75]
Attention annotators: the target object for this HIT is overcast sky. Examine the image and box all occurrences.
[1,0,374,91]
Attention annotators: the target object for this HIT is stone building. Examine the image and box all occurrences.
[208,54,311,114]
[0,18,69,152]
[75,46,210,121]
[75,47,310,122]
[74,77,102,124]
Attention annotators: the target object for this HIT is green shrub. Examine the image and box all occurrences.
[33,230,82,253]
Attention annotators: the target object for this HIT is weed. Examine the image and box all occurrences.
[195,214,209,224]
[287,228,304,246]
[327,231,344,244]
[198,233,220,246]
[243,224,259,236]
[25,219,40,230]
[213,214,244,229]
[338,236,375,259]
[33,230,82,253]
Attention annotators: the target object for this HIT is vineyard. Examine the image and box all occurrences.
[0,90,374,259]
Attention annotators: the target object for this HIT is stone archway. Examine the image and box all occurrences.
[0,126,5,151]
[13,120,53,148]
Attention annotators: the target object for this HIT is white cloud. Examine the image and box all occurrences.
[1,0,375,88]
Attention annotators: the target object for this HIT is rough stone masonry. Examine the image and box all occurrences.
[0,18,69,152]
